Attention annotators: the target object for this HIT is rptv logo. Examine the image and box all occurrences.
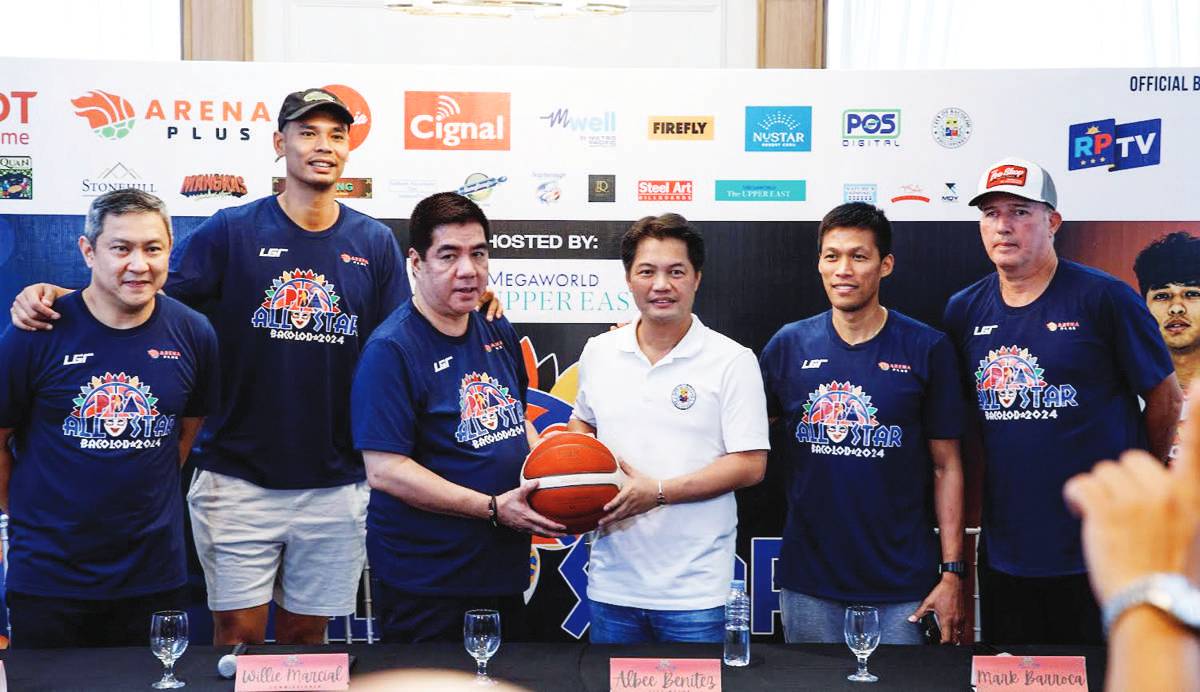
[1068,117,1161,172]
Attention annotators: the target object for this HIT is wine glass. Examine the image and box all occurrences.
[844,605,880,683]
[464,609,502,685]
[149,610,189,689]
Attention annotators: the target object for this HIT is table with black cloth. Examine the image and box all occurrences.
[0,642,1108,691]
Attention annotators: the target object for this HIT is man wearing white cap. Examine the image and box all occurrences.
[942,157,1182,645]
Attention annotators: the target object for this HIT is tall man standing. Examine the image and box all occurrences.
[1134,231,1200,462]
[568,214,770,644]
[943,157,1182,644]
[0,190,219,648]
[351,192,562,642]
[10,88,412,645]
[760,203,966,644]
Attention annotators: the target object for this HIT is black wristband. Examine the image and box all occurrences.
[488,495,498,528]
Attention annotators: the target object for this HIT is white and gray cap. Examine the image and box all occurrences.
[968,157,1058,209]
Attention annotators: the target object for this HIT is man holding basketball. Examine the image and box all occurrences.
[567,213,770,644]
[943,157,1181,644]
[351,192,563,643]
[759,202,966,644]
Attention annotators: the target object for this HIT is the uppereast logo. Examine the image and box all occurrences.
[72,90,271,142]
[647,116,714,141]
[405,91,510,150]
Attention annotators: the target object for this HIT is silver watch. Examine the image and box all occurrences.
[1102,573,1200,634]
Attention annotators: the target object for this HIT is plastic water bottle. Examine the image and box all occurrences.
[724,579,750,667]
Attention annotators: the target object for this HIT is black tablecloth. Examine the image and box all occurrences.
[0,642,1107,691]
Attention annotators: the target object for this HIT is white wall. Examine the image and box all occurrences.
[0,0,180,61]
[253,0,757,68]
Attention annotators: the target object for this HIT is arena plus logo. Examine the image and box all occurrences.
[405,91,510,150]
[795,381,901,457]
[62,372,174,447]
[455,372,524,448]
[71,90,137,140]
[974,345,1078,419]
[249,269,358,343]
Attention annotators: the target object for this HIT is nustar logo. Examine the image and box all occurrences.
[405,91,510,151]
[842,109,900,147]
[63,372,174,448]
[250,269,358,343]
[974,345,1078,419]
[455,372,525,449]
[796,381,901,458]
[745,106,812,152]
[540,107,616,148]
[1068,117,1161,172]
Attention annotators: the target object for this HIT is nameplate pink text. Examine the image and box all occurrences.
[972,655,1087,691]
[610,658,721,691]
[235,653,349,691]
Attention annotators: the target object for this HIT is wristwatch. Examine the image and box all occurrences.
[656,480,667,506]
[939,561,966,576]
[1102,573,1200,633]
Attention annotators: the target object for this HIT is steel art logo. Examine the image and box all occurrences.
[249,269,358,342]
[405,92,510,150]
[71,90,137,140]
[1068,117,1161,172]
[62,372,173,446]
[637,180,692,202]
[745,106,812,152]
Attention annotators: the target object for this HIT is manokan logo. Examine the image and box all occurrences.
[71,90,136,140]
[405,91,510,150]
[180,174,247,199]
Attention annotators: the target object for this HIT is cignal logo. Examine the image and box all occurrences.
[405,91,510,150]
[71,90,137,140]
[1068,117,1161,172]
[322,84,371,151]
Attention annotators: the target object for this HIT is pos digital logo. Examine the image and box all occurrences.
[405,91,510,151]
[841,109,900,146]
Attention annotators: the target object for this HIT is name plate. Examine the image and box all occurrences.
[610,658,721,691]
[972,655,1087,691]
[235,653,350,691]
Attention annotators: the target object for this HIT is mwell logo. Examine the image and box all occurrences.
[405,91,510,150]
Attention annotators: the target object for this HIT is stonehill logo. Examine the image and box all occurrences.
[181,174,247,199]
[82,162,157,196]
[72,90,271,142]
[72,90,136,140]
[405,92,510,151]
[647,116,714,141]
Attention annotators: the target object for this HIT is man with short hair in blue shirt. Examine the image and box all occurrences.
[0,189,219,648]
[351,192,563,643]
[760,202,967,645]
[943,157,1183,645]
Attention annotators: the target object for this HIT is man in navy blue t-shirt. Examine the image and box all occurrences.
[760,203,967,645]
[10,88,416,645]
[944,157,1182,645]
[0,189,219,648]
[351,192,563,642]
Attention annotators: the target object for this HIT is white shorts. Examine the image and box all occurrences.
[187,469,370,616]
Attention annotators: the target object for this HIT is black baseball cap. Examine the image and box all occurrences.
[277,88,353,131]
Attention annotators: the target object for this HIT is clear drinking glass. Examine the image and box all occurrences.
[149,610,189,689]
[464,609,502,685]
[844,605,880,683]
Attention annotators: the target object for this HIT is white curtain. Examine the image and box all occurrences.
[827,0,1200,69]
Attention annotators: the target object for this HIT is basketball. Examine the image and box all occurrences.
[521,432,623,534]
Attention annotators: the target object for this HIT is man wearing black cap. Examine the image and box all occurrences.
[10,88,411,645]
[1134,231,1200,462]
[943,157,1182,645]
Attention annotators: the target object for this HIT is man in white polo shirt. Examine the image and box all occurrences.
[568,213,770,643]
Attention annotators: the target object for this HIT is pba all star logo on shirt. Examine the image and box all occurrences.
[455,372,525,449]
[796,381,901,458]
[974,345,1078,420]
[62,372,175,449]
[249,269,359,344]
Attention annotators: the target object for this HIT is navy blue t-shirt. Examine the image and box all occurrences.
[167,196,410,489]
[760,310,964,602]
[351,302,530,597]
[943,260,1174,577]
[0,292,219,598]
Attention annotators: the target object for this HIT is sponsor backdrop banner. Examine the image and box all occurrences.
[1,59,1198,642]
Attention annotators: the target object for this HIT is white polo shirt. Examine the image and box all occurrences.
[573,315,770,610]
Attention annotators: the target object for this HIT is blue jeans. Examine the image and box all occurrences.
[588,600,725,644]
[780,588,924,644]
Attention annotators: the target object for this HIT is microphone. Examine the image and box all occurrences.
[217,642,249,679]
